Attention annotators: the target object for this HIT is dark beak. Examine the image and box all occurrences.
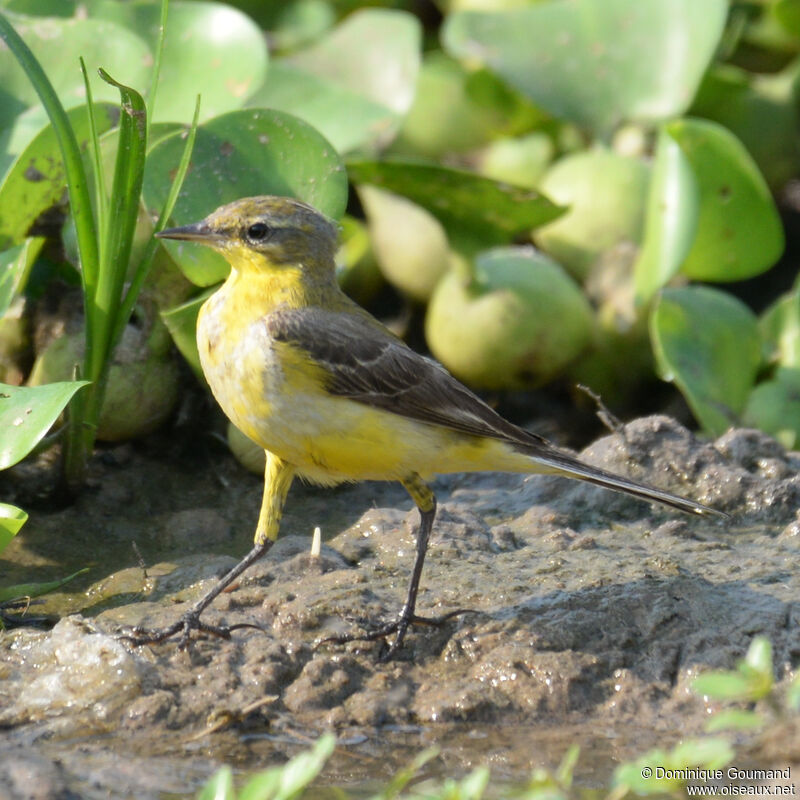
[156,220,218,242]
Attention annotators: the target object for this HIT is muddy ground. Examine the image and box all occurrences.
[1,414,799,798]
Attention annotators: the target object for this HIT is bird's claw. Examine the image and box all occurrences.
[119,612,264,649]
[318,607,475,661]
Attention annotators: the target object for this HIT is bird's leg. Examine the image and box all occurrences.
[321,473,471,661]
[121,452,295,648]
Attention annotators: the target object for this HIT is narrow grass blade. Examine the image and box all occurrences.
[115,94,200,347]
[89,69,148,379]
[0,14,98,285]
[0,568,89,605]
[80,57,108,262]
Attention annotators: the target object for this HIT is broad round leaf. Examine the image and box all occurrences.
[143,109,347,286]
[284,9,420,116]
[84,0,268,123]
[250,9,420,153]
[0,103,118,250]
[633,126,699,305]
[691,65,800,191]
[0,13,150,142]
[0,380,88,470]
[443,0,727,137]
[248,63,396,154]
[667,118,784,282]
[650,286,761,435]
[743,369,800,450]
[759,289,800,369]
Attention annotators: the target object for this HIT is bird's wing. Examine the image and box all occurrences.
[266,305,550,452]
[267,306,725,518]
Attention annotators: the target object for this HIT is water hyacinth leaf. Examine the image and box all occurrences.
[0,237,44,314]
[0,503,26,552]
[691,65,800,192]
[347,159,565,251]
[743,369,800,450]
[143,109,347,286]
[650,287,761,435]
[83,0,268,123]
[247,63,397,155]
[161,289,215,379]
[759,288,800,368]
[0,13,149,145]
[285,9,420,118]
[442,0,727,137]
[774,0,800,35]
[633,127,699,305]
[251,9,420,153]
[0,380,88,469]
[0,102,118,249]
[667,118,784,282]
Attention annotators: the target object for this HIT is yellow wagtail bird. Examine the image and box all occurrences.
[126,195,724,659]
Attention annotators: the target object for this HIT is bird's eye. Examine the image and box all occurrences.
[245,222,271,242]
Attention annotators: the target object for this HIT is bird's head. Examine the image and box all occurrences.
[157,196,340,273]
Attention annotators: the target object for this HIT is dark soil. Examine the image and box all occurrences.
[1,415,799,799]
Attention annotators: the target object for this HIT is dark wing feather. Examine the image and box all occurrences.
[267,306,550,452]
[267,306,725,519]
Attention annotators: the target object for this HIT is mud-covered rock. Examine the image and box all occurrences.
[1,415,799,797]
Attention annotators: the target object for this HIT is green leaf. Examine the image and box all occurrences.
[238,768,282,800]
[0,103,117,249]
[247,63,398,155]
[197,766,235,800]
[743,368,800,450]
[88,70,148,376]
[0,237,43,315]
[347,159,564,252]
[0,12,150,152]
[285,9,419,117]
[691,64,800,191]
[442,0,727,137]
[0,380,88,470]
[0,567,88,604]
[670,737,734,770]
[0,13,100,295]
[692,671,755,700]
[666,118,784,282]
[633,127,699,305]
[745,636,774,676]
[759,289,800,369]
[0,502,26,554]
[143,109,348,286]
[788,671,800,710]
[275,733,336,800]
[650,286,761,435]
[161,289,214,379]
[251,9,420,153]
[705,709,764,733]
[84,0,268,124]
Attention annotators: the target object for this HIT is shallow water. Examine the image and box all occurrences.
[2,417,799,798]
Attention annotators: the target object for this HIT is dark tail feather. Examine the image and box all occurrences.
[529,450,727,519]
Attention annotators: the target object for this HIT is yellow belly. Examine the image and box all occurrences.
[197,286,535,485]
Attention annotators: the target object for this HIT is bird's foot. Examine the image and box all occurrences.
[119,611,263,649]
[318,607,474,662]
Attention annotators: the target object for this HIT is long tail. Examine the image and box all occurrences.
[524,447,727,519]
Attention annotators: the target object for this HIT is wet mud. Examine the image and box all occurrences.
[1,416,799,798]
